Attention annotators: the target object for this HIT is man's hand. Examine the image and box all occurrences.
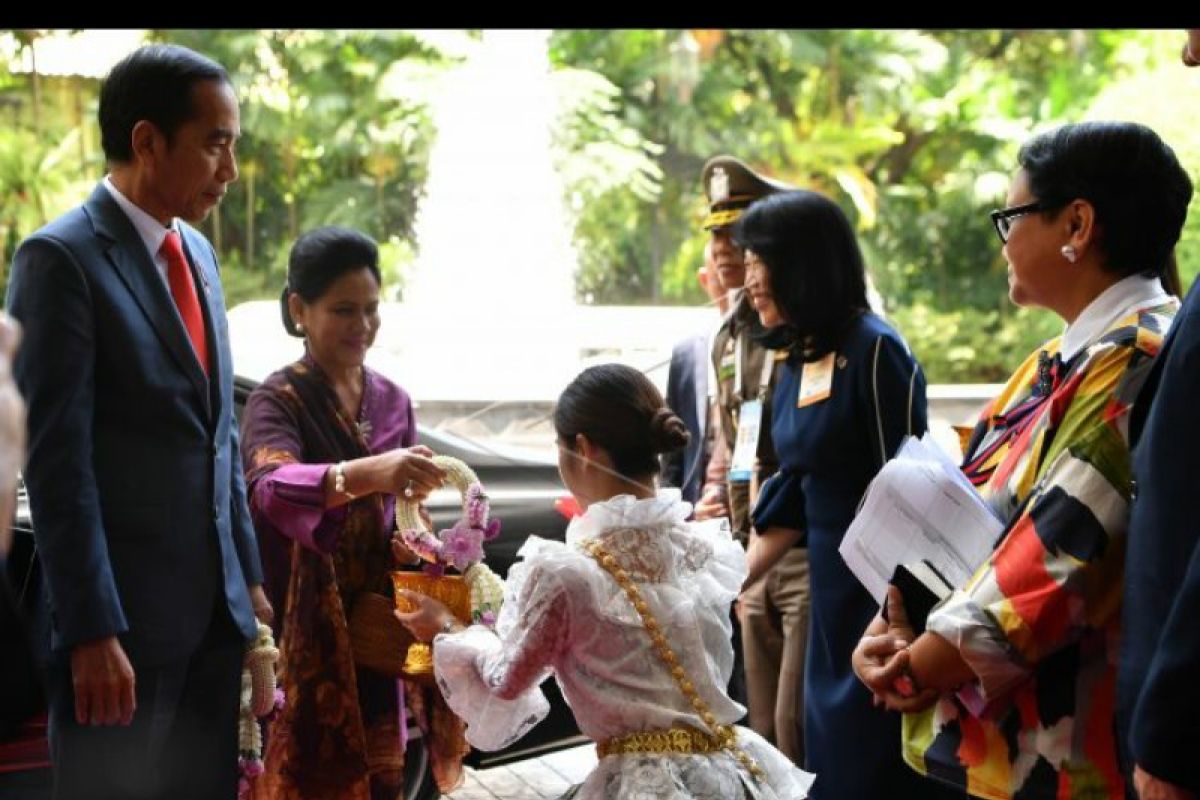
[249,584,273,625]
[70,636,137,726]
[693,484,728,521]
[1135,765,1196,800]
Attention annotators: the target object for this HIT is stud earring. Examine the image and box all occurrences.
[295,322,305,334]
[1060,245,1078,263]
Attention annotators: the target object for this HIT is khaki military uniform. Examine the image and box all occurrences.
[708,291,783,541]
[697,155,809,765]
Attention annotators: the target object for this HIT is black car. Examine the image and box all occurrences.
[6,376,584,800]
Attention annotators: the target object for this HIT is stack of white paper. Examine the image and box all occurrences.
[838,433,1004,604]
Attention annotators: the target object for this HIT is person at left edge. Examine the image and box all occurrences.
[6,44,270,800]
[0,313,50,800]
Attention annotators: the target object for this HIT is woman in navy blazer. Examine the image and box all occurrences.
[735,191,955,799]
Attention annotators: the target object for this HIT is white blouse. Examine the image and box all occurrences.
[433,493,814,799]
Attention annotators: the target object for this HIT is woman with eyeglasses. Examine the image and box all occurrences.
[853,120,1192,800]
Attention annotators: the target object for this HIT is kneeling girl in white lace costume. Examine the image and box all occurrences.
[395,364,814,799]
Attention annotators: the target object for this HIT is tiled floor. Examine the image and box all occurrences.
[446,743,597,799]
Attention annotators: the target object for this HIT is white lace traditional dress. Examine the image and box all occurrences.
[433,493,814,799]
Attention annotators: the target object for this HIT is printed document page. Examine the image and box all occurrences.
[839,434,1003,603]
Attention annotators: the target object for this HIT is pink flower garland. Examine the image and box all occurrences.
[399,481,502,575]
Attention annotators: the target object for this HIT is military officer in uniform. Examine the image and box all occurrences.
[693,155,809,766]
[695,156,789,539]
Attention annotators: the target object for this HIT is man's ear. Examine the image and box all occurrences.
[130,119,162,167]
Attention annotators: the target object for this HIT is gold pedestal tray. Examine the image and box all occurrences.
[392,571,471,677]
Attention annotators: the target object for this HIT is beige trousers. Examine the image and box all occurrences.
[739,547,810,766]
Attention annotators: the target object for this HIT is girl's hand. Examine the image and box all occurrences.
[393,590,459,643]
[391,535,422,567]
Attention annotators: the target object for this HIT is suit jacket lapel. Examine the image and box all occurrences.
[84,184,212,415]
[179,227,222,423]
[692,336,709,439]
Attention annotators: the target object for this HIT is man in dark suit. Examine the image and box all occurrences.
[6,44,268,799]
[1117,35,1200,800]
[663,240,727,504]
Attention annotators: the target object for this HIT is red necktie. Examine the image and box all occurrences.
[159,230,209,376]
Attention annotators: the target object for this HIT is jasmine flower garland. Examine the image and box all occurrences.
[395,455,505,625]
[237,621,284,798]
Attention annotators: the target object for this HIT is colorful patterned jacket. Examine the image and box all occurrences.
[902,297,1178,800]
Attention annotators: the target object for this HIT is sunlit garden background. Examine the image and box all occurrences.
[2,29,1198,385]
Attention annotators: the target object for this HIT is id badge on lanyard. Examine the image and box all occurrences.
[798,352,835,408]
[728,341,776,482]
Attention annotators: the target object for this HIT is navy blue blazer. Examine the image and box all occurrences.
[662,333,710,504]
[1118,279,1200,792]
[7,183,262,666]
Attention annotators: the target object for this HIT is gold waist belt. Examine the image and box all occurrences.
[596,724,735,759]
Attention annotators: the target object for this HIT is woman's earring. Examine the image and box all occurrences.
[295,322,305,334]
[1060,245,1078,263]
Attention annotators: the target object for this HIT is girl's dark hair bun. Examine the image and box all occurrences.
[649,407,690,454]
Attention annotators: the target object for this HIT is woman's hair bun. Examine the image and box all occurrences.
[649,407,690,454]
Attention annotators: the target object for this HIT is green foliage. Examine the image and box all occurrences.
[2,29,1197,384]
[891,304,1062,383]
[0,29,453,301]
[549,28,1197,378]
[378,236,416,302]
[156,29,450,273]
[217,247,286,308]
[548,63,665,303]
[1083,46,1200,291]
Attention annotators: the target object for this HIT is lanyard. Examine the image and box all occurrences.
[732,332,776,404]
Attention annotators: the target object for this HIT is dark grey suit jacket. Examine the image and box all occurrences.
[7,182,261,667]
[662,333,710,504]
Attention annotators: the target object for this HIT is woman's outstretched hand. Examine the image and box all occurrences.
[384,445,445,502]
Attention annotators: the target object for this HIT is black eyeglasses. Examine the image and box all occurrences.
[990,201,1043,244]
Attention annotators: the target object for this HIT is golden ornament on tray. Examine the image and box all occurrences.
[391,571,472,676]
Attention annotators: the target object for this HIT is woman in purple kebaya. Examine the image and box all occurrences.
[239,226,463,800]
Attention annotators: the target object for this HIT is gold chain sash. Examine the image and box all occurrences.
[597,725,727,759]
[580,539,766,782]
